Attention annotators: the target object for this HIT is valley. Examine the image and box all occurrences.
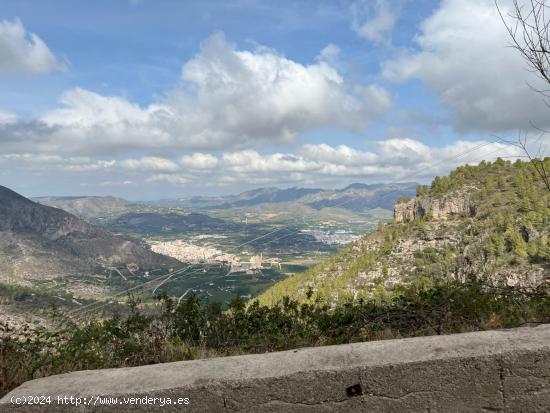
[96,186,404,305]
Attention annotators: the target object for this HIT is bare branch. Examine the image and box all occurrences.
[496,1,550,192]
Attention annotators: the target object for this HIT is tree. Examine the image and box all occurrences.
[496,1,550,192]
[497,0,550,89]
[504,225,528,258]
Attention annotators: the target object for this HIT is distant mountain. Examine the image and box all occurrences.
[167,183,418,213]
[214,187,324,208]
[33,196,130,219]
[339,183,384,191]
[305,182,418,211]
[0,185,179,283]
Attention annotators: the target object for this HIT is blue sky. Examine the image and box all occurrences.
[0,0,543,199]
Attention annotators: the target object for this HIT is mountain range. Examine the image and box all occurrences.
[162,182,418,212]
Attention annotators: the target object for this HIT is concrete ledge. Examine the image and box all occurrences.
[2,325,550,412]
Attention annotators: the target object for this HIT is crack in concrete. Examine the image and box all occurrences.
[498,353,507,412]
[251,397,355,409]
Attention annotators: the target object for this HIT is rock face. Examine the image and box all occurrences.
[394,192,475,223]
[0,185,179,283]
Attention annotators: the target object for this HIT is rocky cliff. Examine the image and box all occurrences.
[394,189,476,223]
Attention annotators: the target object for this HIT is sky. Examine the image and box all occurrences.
[0,0,545,200]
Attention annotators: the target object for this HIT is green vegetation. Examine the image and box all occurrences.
[0,283,82,315]
[2,279,549,397]
[455,159,550,263]
[257,158,550,306]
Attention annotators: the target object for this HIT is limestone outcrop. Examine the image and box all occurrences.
[394,191,475,223]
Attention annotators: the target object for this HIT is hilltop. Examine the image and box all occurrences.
[257,158,550,305]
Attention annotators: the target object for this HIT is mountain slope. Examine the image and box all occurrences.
[0,185,179,284]
[257,159,550,305]
[33,196,130,219]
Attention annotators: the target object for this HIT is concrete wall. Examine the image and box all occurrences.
[2,325,550,412]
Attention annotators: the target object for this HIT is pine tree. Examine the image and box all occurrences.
[504,225,528,258]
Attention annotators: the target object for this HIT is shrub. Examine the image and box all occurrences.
[2,280,549,398]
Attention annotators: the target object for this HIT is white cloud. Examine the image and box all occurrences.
[298,143,377,165]
[63,160,116,172]
[222,150,319,173]
[1,138,522,191]
[10,33,391,156]
[179,153,219,170]
[175,33,390,146]
[41,88,156,127]
[99,180,136,187]
[377,138,431,163]
[1,153,63,163]
[351,0,398,44]
[0,110,17,124]
[38,88,171,155]
[0,18,64,75]
[0,153,117,173]
[317,43,341,64]
[119,157,179,172]
[146,174,191,184]
[139,139,520,187]
[382,0,550,132]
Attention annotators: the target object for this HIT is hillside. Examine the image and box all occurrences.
[0,185,180,286]
[33,195,130,219]
[257,159,550,305]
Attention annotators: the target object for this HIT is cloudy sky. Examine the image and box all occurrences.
[0,0,543,199]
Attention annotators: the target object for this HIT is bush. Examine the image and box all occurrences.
[2,280,549,397]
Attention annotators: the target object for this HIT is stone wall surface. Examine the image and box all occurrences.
[1,325,550,412]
